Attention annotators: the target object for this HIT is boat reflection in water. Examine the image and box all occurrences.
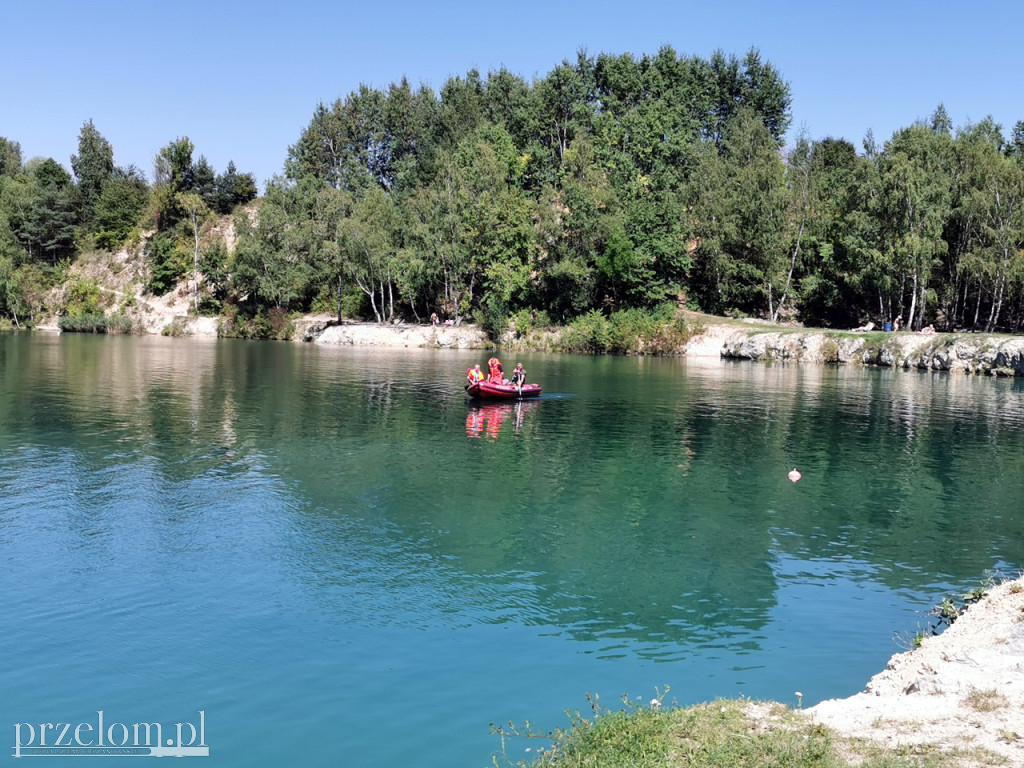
[465,399,540,439]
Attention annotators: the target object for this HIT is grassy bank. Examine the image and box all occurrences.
[497,576,1024,767]
[493,694,993,768]
[57,312,134,334]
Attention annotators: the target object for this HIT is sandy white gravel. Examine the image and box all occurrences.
[805,576,1024,765]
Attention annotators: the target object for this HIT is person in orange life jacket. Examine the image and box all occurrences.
[487,357,504,384]
[466,364,484,385]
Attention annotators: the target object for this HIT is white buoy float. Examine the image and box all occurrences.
[788,468,801,483]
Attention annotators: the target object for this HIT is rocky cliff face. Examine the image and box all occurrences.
[708,329,1024,377]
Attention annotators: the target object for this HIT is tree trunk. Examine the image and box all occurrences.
[986,272,1006,333]
[336,275,343,323]
[773,218,803,324]
[192,211,201,312]
[907,273,918,331]
[361,278,381,323]
[916,281,927,331]
[955,277,968,329]
[443,267,451,316]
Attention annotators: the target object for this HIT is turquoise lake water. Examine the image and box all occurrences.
[1,333,1022,765]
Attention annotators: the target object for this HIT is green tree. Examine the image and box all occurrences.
[18,159,78,263]
[403,178,462,321]
[876,121,953,329]
[701,48,792,148]
[481,68,537,153]
[211,161,258,214]
[0,252,22,326]
[536,53,595,164]
[437,70,486,148]
[286,88,384,193]
[232,183,313,310]
[381,78,439,194]
[953,119,1024,330]
[176,192,211,311]
[1007,120,1024,164]
[687,110,788,316]
[152,137,195,229]
[71,120,115,226]
[191,156,217,207]
[532,137,619,316]
[773,132,816,322]
[340,186,401,323]
[94,166,148,250]
[0,137,22,177]
[797,137,874,327]
[308,184,355,322]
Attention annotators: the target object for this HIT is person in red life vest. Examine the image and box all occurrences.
[487,357,504,384]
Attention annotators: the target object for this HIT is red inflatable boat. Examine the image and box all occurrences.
[466,380,541,399]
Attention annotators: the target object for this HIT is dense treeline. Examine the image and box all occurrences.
[249,47,794,334]
[2,46,1023,336]
[0,124,256,327]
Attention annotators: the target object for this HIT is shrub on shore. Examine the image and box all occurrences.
[218,304,295,340]
[558,306,698,355]
[58,312,134,334]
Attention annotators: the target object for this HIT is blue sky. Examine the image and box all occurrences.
[4,0,1021,190]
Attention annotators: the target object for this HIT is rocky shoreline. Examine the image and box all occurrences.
[299,317,489,349]
[300,319,1024,377]
[805,574,1024,764]
[33,260,1024,376]
[711,325,1024,377]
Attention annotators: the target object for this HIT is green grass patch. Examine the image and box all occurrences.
[496,695,990,768]
[822,330,890,343]
[964,688,1007,713]
[58,312,134,334]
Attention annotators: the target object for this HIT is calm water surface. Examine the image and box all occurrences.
[1,333,1022,766]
